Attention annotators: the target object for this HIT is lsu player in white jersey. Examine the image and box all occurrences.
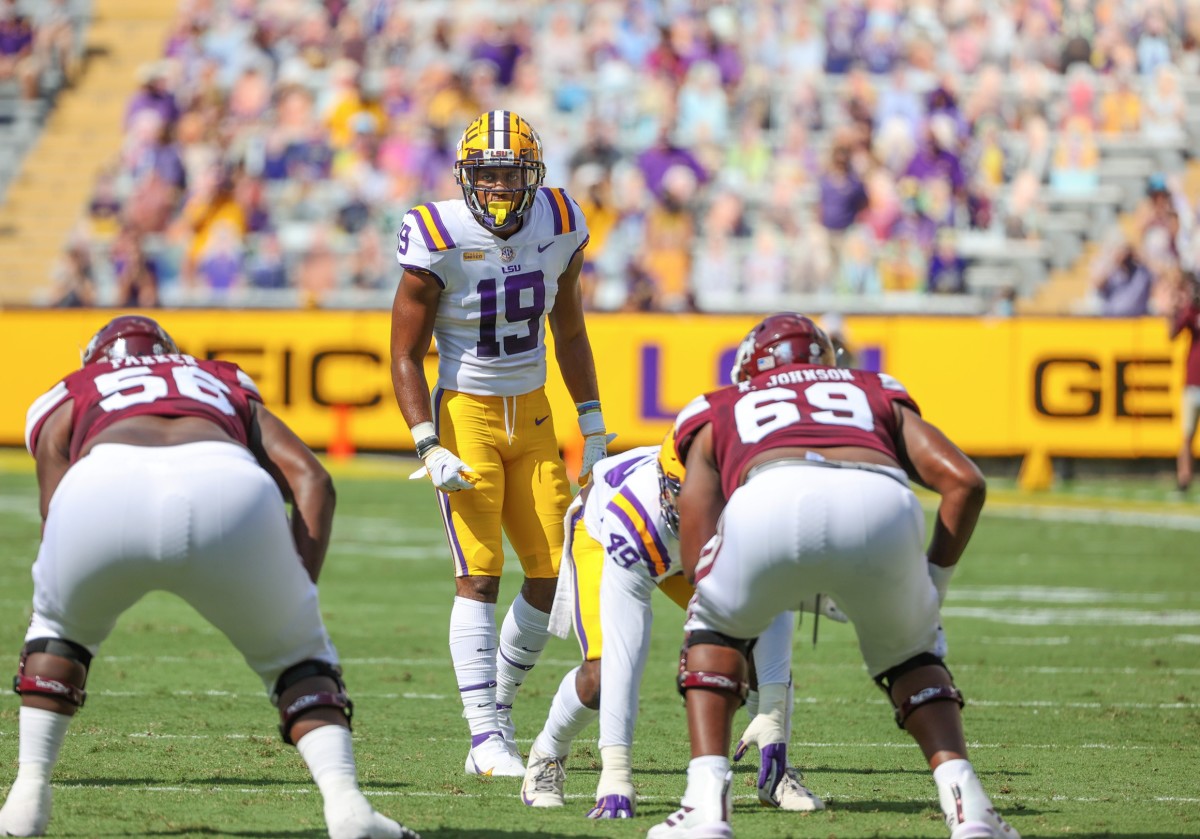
[390,111,610,777]
[520,439,840,817]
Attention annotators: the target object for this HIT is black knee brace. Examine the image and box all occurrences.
[874,652,964,729]
[13,638,93,708]
[676,629,751,704]
[271,660,354,745]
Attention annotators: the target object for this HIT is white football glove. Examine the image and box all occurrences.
[589,745,635,819]
[409,445,481,493]
[797,593,848,623]
[579,432,617,486]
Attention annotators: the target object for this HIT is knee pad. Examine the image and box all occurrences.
[676,629,750,704]
[874,652,963,729]
[13,638,93,708]
[271,660,354,745]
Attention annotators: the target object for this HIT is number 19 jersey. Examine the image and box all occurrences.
[396,187,590,397]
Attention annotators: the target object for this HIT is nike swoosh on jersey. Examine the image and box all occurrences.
[537,242,553,252]
[535,415,550,425]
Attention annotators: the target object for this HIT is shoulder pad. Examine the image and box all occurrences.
[539,187,582,236]
[407,203,459,253]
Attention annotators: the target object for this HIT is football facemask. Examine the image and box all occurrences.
[657,427,687,539]
[81,315,180,366]
[730,313,836,384]
[455,110,546,232]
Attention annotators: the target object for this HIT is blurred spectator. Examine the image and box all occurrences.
[0,0,39,99]
[1003,170,1045,240]
[637,125,708,201]
[823,0,864,74]
[1091,234,1153,316]
[905,115,965,193]
[49,238,95,308]
[643,164,699,311]
[125,62,180,129]
[836,225,882,294]
[927,231,967,294]
[245,232,289,290]
[1099,71,1142,134]
[34,0,78,84]
[180,165,246,289]
[1137,11,1175,77]
[818,131,867,234]
[677,60,729,144]
[112,226,160,308]
[1142,63,1187,144]
[1050,114,1099,192]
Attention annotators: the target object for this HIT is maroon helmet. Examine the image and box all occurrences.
[730,313,836,384]
[81,315,179,366]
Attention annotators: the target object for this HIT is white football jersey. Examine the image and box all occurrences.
[396,188,590,397]
[583,446,679,584]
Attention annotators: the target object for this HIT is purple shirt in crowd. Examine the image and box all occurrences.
[818,172,868,231]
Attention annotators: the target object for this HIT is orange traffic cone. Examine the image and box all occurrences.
[328,404,356,461]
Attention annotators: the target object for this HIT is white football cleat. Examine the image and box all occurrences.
[646,805,734,839]
[0,777,52,837]
[464,732,525,777]
[520,749,566,807]
[949,808,1020,839]
[324,792,421,839]
[648,769,734,839]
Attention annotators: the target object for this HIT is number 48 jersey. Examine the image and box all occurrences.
[25,355,262,464]
[396,188,590,397]
[675,364,921,502]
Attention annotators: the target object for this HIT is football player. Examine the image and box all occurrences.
[650,314,1019,839]
[520,442,839,817]
[2,316,417,839]
[390,111,609,776]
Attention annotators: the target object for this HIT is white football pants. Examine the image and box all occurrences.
[686,461,940,678]
[28,442,338,690]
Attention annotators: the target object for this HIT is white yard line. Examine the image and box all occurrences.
[93,655,1200,677]
[39,783,1200,805]
[86,689,1200,709]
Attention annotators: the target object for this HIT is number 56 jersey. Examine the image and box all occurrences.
[395,188,589,398]
[26,355,262,465]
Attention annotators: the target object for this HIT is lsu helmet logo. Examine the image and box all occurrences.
[455,111,546,233]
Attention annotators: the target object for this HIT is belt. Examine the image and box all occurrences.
[745,456,909,488]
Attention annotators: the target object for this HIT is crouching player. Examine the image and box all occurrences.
[520,442,839,817]
[0,316,417,839]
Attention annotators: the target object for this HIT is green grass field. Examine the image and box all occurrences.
[0,453,1196,838]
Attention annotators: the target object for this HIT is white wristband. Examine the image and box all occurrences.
[410,421,436,447]
[928,561,956,606]
[578,409,606,437]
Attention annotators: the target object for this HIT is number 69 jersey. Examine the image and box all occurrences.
[25,355,262,464]
[396,187,590,397]
[675,364,921,501]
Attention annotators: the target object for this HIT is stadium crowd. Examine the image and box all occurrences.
[43,0,1200,312]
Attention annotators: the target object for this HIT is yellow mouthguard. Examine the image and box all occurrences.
[488,201,510,226]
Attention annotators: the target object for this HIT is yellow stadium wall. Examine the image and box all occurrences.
[0,310,1185,458]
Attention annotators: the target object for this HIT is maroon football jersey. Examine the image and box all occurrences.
[674,364,920,500]
[25,354,263,464]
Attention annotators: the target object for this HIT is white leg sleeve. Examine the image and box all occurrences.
[596,564,658,750]
[752,610,794,688]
